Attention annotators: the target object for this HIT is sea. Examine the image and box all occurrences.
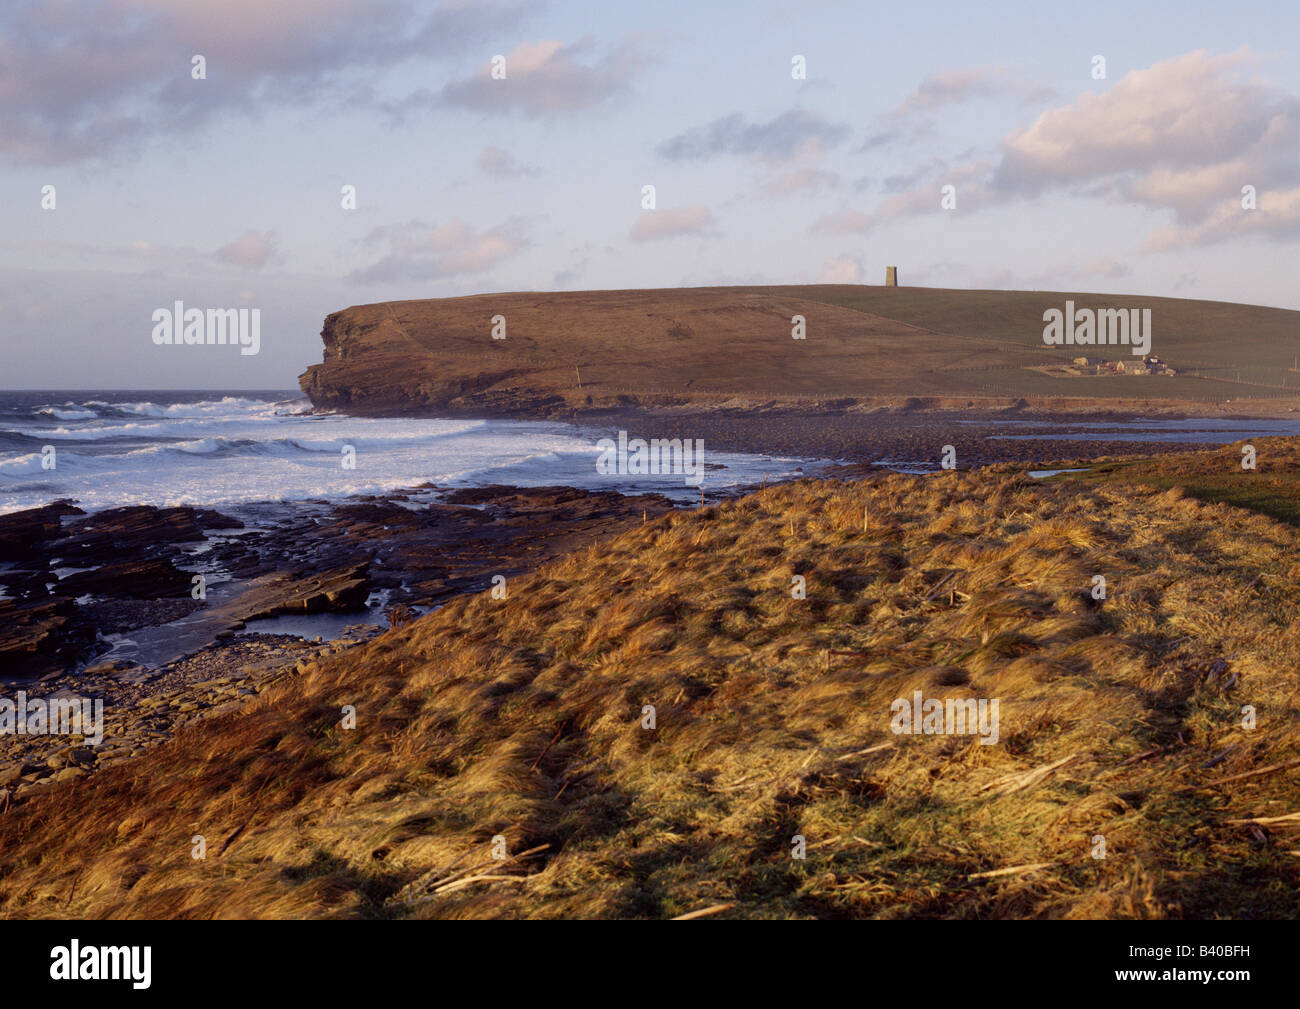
[3,391,1297,662]
[0,390,815,515]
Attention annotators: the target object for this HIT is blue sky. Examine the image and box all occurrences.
[3,0,1298,389]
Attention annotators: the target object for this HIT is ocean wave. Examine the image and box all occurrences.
[4,395,298,428]
[96,396,284,419]
[166,437,343,457]
[0,450,109,478]
[9,408,484,444]
[0,398,809,512]
[0,430,46,451]
[38,406,98,420]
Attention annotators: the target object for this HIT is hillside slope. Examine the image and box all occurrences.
[298,286,1300,416]
[3,452,1299,919]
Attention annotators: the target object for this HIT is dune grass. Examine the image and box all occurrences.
[2,463,1299,919]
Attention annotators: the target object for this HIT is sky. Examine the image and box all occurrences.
[2,0,1299,389]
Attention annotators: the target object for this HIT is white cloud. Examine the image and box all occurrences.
[629,205,717,242]
[810,210,871,234]
[994,48,1300,246]
[349,218,529,282]
[215,230,281,270]
[660,110,849,162]
[816,255,862,284]
[860,66,1056,150]
[762,169,839,197]
[434,36,655,117]
[0,0,531,163]
[865,50,1300,251]
[477,146,539,178]
[889,67,1056,120]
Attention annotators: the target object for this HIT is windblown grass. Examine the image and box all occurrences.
[3,464,1299,919]
[1074,434,1300,527]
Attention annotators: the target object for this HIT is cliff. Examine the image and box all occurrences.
[297,285,1300,417]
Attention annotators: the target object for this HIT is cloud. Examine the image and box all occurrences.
[676,268,778,287]
[628,205,717,242]
[1077,257,1131,279]
[993,48,1300,247]
[214,230,281,270]
[659,110,849,162]
[477,146,539,178]
[0,236,202,271]
[553,262,588,288]
[661,111,847,204]
[761,169,839,197]
[858,50,1300,251]
[816,255,862,284]
[860,67,1055,151]
[348,217,529,283]
[965,267,1017,289]
[1141,186,1300,250]
[881,157,963,194]
[552,244,595,288]
[889,67,1056,120]
[430,36,655,117]
[872,161,993,221]
[965,257,1131,290]
[810,210,871,234]
[0,0,532,164]
[859,129,903,152]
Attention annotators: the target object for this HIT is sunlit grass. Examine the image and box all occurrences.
[3,459,1300,919]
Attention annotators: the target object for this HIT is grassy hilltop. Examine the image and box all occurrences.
[299,285,1300,416]
[3,440,1299,918]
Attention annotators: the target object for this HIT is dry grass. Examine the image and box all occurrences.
[3,463,1300,919]
[1074,434,1300,527]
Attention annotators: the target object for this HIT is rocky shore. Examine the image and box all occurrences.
[565,403,1262,469]
[0,502,239,678]
[0,629,377,803]
[0,485,679,678]
[0,483,684,809]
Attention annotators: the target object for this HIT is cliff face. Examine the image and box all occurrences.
[297,285,1300,417]
[296,286,940,417]
[299,305,517,414]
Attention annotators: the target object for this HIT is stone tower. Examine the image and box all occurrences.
[885,266,898,287]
